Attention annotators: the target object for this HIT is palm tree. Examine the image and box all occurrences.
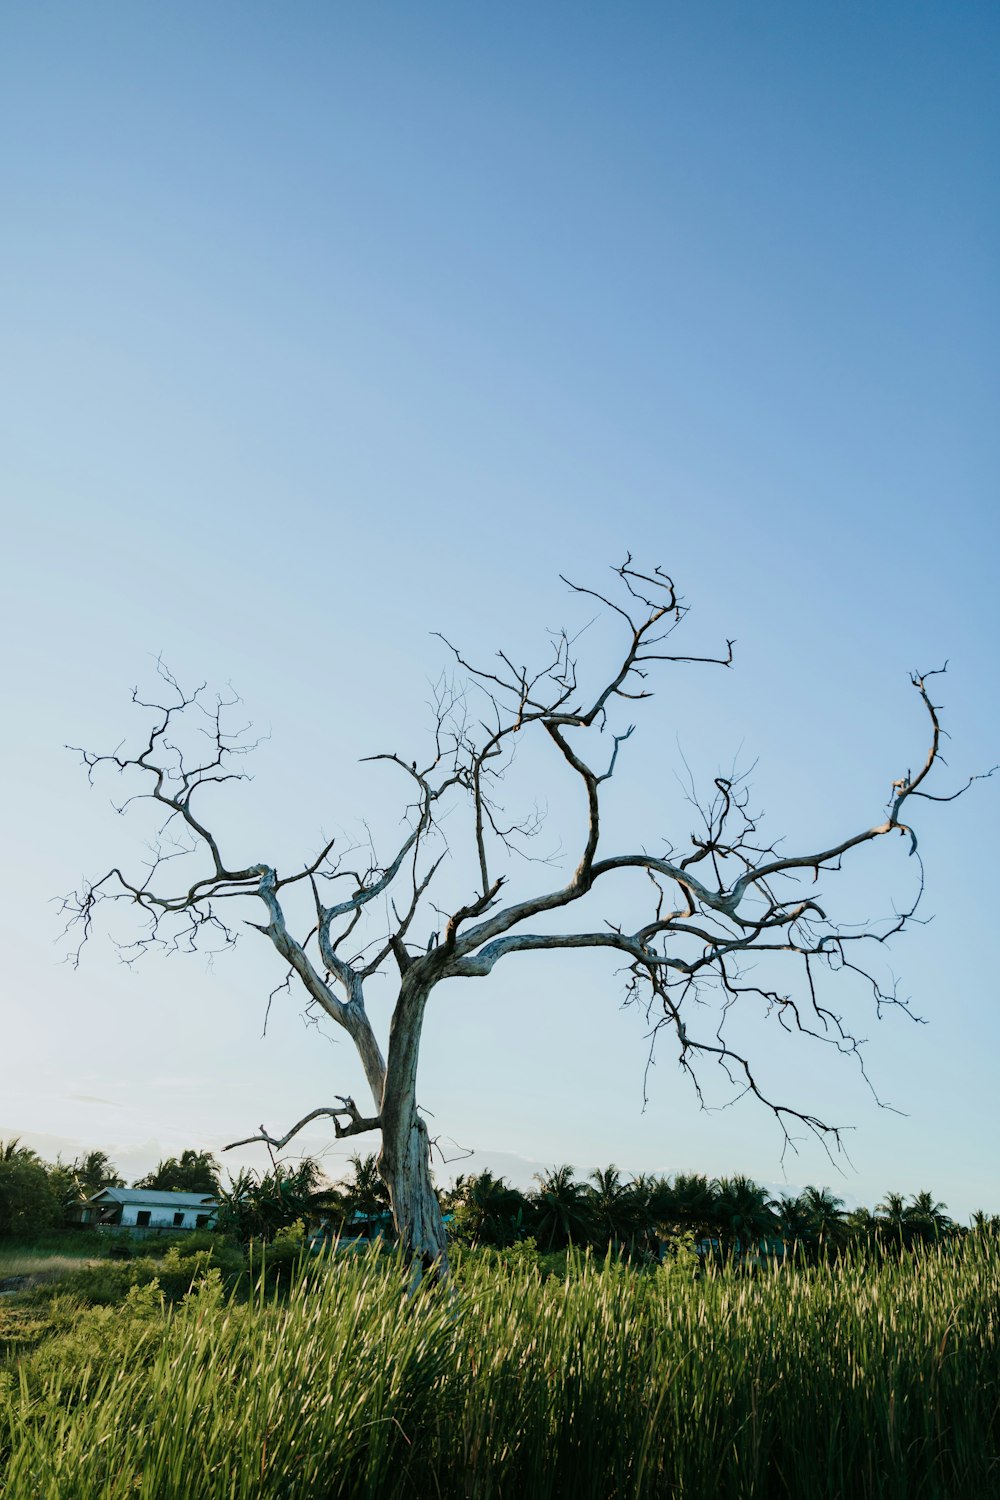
[340,1153,392,1234]
[72,1150,124,1196]
[656,1173,718,1243]
[800,1186,848,1256]
[845,1206,881,1250]
[772,1193,817,1256]
[876,1192,910,1248]
[626,1173,668,1256]
[134,1150,220,1195]
[588,1165,640,1253]
[438,1174,469,1214]
[531,1166,595,1251]
[905,1191,952,1242]
[713,1176,777,1254]
[0,1138,40,1165]
[451,1171,527,1247]
[49,1150,125,1210]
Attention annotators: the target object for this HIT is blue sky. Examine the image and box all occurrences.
[1,2,997,1216]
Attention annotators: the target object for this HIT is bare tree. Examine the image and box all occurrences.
[62,561,991,1274]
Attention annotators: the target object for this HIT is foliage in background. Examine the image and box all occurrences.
[443,1164,979,1263]
[46,1150,125,1211]
[339,1153,392,1227]
[213,1159,325,1244]
[0,1136,996,1267]
[0,1142,58,1240]
[133,1150,221,1195]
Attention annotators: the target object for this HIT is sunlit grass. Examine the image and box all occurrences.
[0,1249,97,1280]
[1,1236,997,1497]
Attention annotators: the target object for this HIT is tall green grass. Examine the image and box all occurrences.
[1,1236,997,1498]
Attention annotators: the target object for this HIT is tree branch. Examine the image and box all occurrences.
[65,564,992,1215]
[223,1098,381,1154]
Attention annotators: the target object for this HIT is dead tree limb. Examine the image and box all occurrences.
[62,561,994,1272]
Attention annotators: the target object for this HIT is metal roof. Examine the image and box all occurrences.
[86,1188,217,1208]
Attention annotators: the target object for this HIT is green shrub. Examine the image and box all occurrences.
[36,1257,142,1306]
[247,1219,313,1294]
[0,1160,59,1239]
[27,1239,246,1310]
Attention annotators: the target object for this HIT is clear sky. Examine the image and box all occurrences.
[1,2,997,1218]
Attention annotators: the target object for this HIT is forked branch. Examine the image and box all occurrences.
[224,1098,381,1154]
[64,562,993,1196]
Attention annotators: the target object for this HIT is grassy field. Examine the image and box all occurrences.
[0,1250,97,1281]
[0,1234,997,1498]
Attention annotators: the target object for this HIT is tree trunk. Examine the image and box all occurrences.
[382,1109,448,1276]
[379,974,449,1278]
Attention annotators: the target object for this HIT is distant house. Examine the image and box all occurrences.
[67,1188,216,1233]
[308,1208,392,1249]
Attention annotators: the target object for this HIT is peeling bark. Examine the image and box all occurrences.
[382,1111,448,1275]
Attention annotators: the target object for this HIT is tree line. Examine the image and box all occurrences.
[0,1140,219,1237]
[440,1166,996,1260]
[2,1137,996,1256]
[223,1157,1000,1259]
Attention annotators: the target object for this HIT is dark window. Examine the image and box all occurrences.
[136,1210,151,1227]
[173,1212,185,1227]
[196,1214,210,1228]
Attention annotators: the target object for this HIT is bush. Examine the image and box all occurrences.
[29,1238,245,1309]
[99,1229,232,1261]
[247,1220,312,1293]
[452,1237,542,1279]
[0,1160,59,1239]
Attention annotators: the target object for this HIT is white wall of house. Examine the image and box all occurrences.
[119,1203,213,1230]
